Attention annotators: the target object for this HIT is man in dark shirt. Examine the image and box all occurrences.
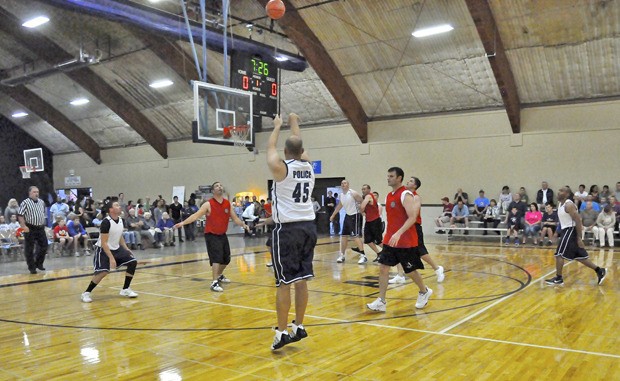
[325,191,337,235]
[169,196,184,243]
[508,193,528,222]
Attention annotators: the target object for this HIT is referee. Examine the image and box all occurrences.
[18,186,49,274]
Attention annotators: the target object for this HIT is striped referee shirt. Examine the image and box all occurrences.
[18,198,47,226]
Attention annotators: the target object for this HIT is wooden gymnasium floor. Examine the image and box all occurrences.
[0,234,617,380]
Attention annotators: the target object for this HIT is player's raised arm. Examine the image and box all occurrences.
[289,113,309,162]
[174,201,209,229]
[267,115,287,181]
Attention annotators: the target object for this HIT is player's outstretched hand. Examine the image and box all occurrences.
[289,112,301,124]
[173,223,182,230]
[274,114,282,129]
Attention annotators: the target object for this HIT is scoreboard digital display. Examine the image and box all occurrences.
[231,51,279,118]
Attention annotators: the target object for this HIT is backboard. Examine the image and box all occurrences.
[192,81,254,148]
[23,148,44,172]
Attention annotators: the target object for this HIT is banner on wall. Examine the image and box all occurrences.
[172,186,185,202]
[64,176,81,187]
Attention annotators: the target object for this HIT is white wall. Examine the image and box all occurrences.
[53,100,620,206]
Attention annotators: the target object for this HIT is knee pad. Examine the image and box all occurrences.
[126,261,137,275]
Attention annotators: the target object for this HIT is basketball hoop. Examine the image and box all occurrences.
[223,125,250,147]
[19,166,34,179]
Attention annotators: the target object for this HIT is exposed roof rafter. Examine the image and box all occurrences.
[2,86,102,164]
[256,0,368,142]
[0,8,169,158]
[465,0,521,133]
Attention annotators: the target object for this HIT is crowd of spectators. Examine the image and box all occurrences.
[434,181,620,248]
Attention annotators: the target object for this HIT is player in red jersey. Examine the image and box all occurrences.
[174,182,248,292]
[360,184,383,262]
[367,167,432,312]
[389,176,445,284]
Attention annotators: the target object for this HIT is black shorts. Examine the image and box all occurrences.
[93,246,136,273]
[364,218,383,245]
[378,245,424,273]
[555,227,589,260]
[342,213,363,237]
[205,233,231,266]
[271,221,317,286]
[415,224,428,255]
[508,221,523,230]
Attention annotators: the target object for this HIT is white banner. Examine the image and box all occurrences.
[64,176,81,187]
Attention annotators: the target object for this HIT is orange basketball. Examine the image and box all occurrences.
[265,0,286,20]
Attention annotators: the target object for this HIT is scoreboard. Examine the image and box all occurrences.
[230,50,279,118]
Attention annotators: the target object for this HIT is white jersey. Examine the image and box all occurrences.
[272,159,315,223]
[558,200,575,229]
[340,190,360,215]
[95,216,125,250]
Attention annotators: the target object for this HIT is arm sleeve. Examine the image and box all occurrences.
[100,219,111,234]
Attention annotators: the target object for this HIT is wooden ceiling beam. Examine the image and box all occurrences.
[0,9,168,158]
[2,86,102,164]
[256,0,368,142]
[465,0,521,133]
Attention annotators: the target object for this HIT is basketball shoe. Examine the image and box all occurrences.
[415,288,432,309]
[366,297,386,312]
[271,330,292,350]
[290,320,308,342]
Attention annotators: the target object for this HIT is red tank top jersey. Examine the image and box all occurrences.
[204,198,231,235]
[364,193,380,222]
[413,190,422,225]
[382,186,418,248]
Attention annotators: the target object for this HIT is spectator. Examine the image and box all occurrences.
[600,196,609,208]
[574,184,588,209]
[435,197,454,234]
[182,201,196,242]
[67,213,89,257]
[539,203,558,246]
[153,199,167,224]
[50,196,70,221]
[580,201,599,242]
[595,205,615,248]
[157,212,175,246]
[92,213,104,227]
[5,198,20,221]
[118,192,127,213]
[600,185,611,200]
[7,214,20,230]
[83,198,97,226]
[263,197,273,218]
[143,211,161,248]
[504,207,522,246]
[473,190,489,220]
[169,196,184,243]
[453,188,469,205]
[125,209,144,250]
[589,185,600,202]
[53,217,74,254]
[483,199,501,235]
[242,201,260,237]
[243,196,252,210]
[523,203,542,245]
[615,182,620,200]
[579,195,601,212]
[536,181,554,206]
[518,187,529,204]
[610,195,620,232]
[508,193,528,223]
[499,186,512,214]
[450,199,470,234]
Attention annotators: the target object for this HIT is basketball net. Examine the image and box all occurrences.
[19,166,33,179]
[228,125,250,147]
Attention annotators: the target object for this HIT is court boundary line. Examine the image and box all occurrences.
[129,287,619,359]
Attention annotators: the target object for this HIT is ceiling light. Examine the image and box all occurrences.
[275,56,288,62]
[22,16,50,29]
[149,79,173,88]
[412,24,454,38]
[12,112,28,118]
[70,98,90,106]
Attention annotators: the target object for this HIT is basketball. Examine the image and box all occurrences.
[265,0,285,20]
